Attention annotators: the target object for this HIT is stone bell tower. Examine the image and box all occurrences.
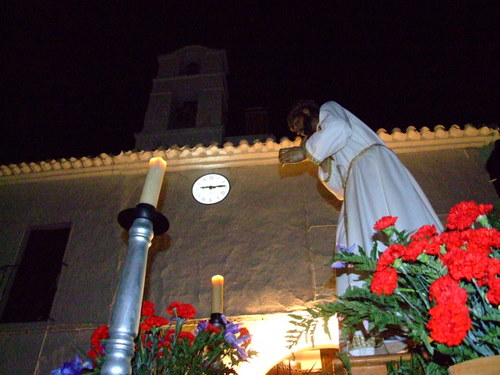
[135,45,229,150]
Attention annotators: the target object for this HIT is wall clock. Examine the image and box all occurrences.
[192,173,231,205]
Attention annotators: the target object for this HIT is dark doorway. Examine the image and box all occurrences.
[0,225,71,322]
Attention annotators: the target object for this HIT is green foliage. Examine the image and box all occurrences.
[386,354,447,375]
[133,321,250,375]
[55,305,253,375]
[487,209,500,229]
[88,322,248,375]
[287,205,500,375]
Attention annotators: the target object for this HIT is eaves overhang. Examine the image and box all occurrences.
[1,124,497,184]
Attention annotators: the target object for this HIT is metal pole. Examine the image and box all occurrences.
[102,204,169,375]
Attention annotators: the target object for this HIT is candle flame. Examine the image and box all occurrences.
[212,275,224,283]
[149,157,167,167]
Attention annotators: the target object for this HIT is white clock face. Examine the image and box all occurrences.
[192,173,231,205]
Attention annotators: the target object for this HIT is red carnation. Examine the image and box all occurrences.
[88,325,109,359]
[239,327,250,338]
[486,278,500,305]
[478,203,494,215]
[446,201,493,230]
[426,303,471,346]
[410,225,438,241]
[376,244,406,270]
[141,300,155,317]
[487,258,500,282]
[178,331,196,343]
[436,231,465,253]
[466,241,493,257]
[239,327,252,347]
[166,302,196,319]
[205,323,221,334]
[87,349,100,360]
[467,228,500,254]
[370,267,398,295]
[140,315,170,331]
[373,216,398,231]
[429,276,468,305]
[165,329,196,346]
[424,239,442,256]
[441,248,489,281]
[403,240,426,261]
[478,257,500,286]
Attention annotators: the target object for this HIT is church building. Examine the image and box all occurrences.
[0,46,498,374]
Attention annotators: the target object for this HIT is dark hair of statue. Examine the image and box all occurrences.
[287,100,319,136]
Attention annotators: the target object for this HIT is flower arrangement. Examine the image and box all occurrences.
[53,301,252,375]
[288,201,500,374]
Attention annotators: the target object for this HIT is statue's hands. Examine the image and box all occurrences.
[278,147,307,165]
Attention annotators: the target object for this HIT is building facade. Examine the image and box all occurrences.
[0,46,498,374]
[0,124,498,374]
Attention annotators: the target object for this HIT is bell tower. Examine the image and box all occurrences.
[135,45,229,149]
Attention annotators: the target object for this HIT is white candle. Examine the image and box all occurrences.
[139,157,167,208]
[211,275,224,314]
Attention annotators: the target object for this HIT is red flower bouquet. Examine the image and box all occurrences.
[54,301,252,375]
[288,201,500,374]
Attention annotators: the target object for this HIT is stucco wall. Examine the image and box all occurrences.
[400,148,497,212]
[0,162,340,373]
[0,141,498,374]
[147,163,343,318]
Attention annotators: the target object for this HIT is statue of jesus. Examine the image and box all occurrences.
[279,100,443,295]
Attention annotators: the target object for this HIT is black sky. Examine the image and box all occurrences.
[0,1,498,165]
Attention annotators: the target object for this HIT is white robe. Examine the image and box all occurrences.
[305,101,443,295]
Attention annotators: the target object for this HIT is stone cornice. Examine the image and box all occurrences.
[1,125,497,183]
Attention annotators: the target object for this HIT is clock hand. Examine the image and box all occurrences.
[200,185,226,190]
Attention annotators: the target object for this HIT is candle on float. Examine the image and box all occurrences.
[211,275,224,314]
[139,157,167,208]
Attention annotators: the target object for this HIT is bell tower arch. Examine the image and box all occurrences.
[135,45,229,149]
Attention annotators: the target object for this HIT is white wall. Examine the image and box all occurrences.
[0,141,497,374]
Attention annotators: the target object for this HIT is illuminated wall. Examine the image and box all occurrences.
[0,126,498,374]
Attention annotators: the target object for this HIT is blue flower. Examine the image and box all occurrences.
[51,354,93,375]
[331,243,357,268]
[331,261,346,269]
[337,243,356,253]
[218,314,228,326]
[195,320,209,334]
[224,322,250,359]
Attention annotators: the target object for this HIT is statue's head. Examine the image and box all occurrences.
[287,100,320,137]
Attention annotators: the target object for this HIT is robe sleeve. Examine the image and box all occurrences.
[304,102,353,164]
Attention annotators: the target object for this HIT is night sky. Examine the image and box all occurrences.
[1,1,498,165]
